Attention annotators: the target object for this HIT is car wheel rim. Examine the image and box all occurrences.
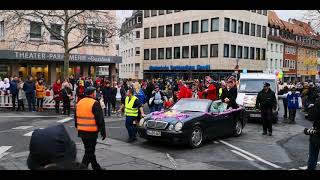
[236,121,242,135]
[191,129,202,146]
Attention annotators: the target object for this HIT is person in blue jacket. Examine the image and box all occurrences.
[23,76,36,112]
[9,76,19,111]
[286,86,302,124]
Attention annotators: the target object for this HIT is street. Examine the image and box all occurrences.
[0,101,317,170]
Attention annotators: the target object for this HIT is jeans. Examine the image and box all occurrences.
[81,137,101,170]
[26,93,36,112]
[151,103,163,112]
[261,108,273,133]
[104,100,111,117]
[37,98,44,108]
[289,109,296,122]
[125,116,137,140]
[55,101,60,113]
[307,139,320,170]
[12,93,18,110]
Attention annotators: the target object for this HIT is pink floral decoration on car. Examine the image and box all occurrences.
[151,110,190,121]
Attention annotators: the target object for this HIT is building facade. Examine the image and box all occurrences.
[0,10,121,84]
[267,40,284,73]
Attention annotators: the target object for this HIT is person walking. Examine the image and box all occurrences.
[101,81,113,117]
[36,79,45,112]
[255,82,277,136]
[53,79,62,114]
[17,78,25,111]
[74,87,106,170]
[9,76,19,111]
[221,76,238,109]
[286,86,302,124]
[278,85,289,119]
[23,76,36,112]
[62,81,73,116]
[118,89,146,143]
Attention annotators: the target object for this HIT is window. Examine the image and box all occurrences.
[0,21,4,37]
[211,18,219,31]
[191,21,199,33]
[144,49,150,60]
[158,48,164,59]
[251,10,256,13]
[262,26,266,38]
[244,22,249,35]
[30,21,42,39]
[270,59,273,69]
[244,47,249,59]
[174,10,181,12]
[224,18,230,32]
[158,26,164,37]
[158,10,164,15]
[201,19,209,33]
[262,48,266,60]
[151,27,157,38]
[151,49,157,60]
[166,24,172,36]
[257,10,262,14]
[144,10,150,18]
[237,46,243,58]
[135,47,140,56]
[250,23,256,36]
[238,21,243,34]
[250,47,255,59]
[144,28,150,39]
[275,44,278,52]
[50,24,62,40]
[210,44,218,57]
[231,45,236,58]
[166,47,172,59]
[271,44,273,52]
[131,48,133,56]
[200,45,208,58]
[280,59,282,68]
[183,22,190,35]
[231,19,237,33]
[166,10,172,14]
[174,47,181,59]
[224,44,229,57]
[257,25,261,37]
[256,48,260,60]
[262,10,267,16]
[151,10,157,17]
[174,23,181,36]
[191,45,198,58]
[137,16,142,23]
[135,31,140,39]
[182,46,189,58]
[88,28,106,44]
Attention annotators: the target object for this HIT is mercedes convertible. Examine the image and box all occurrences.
[137,98,246,148]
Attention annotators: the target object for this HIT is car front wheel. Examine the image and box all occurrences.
[233,119,243,137]
[188,126,203,148]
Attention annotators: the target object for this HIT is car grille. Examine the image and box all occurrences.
[146,120,168,130]
[245,107,256,111]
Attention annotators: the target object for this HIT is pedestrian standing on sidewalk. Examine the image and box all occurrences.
[36,79,45,112]
[75,87,106,170]
[53,79,62,114]
[69,75,76,91]
[23,76,36,112]
[286,86,302,124]
[9,76,18,111]
[118,89,146,143]
[101,81,113,117]
[62,81,73,116]
[115,82,126,117]
[76,79,85,103]
[255,82,277,136]
[17,78,25,111]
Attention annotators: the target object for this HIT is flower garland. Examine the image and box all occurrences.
[151,110,190,121]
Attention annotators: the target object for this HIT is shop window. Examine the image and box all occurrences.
[191,45,198,58]
[30,21,42,39]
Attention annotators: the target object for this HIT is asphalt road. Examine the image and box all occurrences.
[0,101,317,170]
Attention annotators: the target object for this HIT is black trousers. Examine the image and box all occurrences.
[12,93,18,110]
[261,108,273,133]
[289,109,297,122]
[283,101,288,118]
[17,99,24,111]
[55,100,60,113]
[37,98,44,108]
[81,137,101,170]
[63,100,70,115]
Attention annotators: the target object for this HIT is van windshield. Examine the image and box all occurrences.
[239,79,276,93]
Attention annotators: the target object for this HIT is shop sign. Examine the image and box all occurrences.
[0,50,122,63]
[149,65,210,71]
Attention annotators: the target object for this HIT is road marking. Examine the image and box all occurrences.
[230,150,254,161]
[0,116,59,118]
[317,162,320,165]
[290,168,298,170]
[23,131,33,136]
[213,141,219,144]
[218,140,282,169]
[0,146,12,159]
[299,166,307,170]
[57,117,73,123]
[12,126,33,130]
[166,153,177,169]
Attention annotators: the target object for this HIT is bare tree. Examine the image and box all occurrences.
[303,10,320,32]
[0,10,118,79]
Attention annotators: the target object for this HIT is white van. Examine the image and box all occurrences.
[236,73,279,123]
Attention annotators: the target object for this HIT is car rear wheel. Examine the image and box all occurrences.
[233,118,243,137]
[188,126,203,148]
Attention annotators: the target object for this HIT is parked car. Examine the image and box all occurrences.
[137,98,245,148]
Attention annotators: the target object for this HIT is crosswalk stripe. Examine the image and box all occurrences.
[57,117,73,123]
[23,131,33,137]
[230,150,254,161]
[290,168,298,170]
[299,166,307,170]
[0,146,12,159]
[12,126,33,130]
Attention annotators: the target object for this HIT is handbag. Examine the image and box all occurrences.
[99,97,106,109]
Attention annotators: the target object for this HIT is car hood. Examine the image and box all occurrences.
[145,110,204,124]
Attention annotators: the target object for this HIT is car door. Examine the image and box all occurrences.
[206,106,227,138]
[220,111,236,136]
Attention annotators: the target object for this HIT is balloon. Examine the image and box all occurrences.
[275,71,279,76]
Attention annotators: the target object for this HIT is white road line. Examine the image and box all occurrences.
[213,141,219,144]
[0,146,12,159]
[57,117,73,123]
[218,140,282,169]
[12,126,33,130]
[166,153,177,169]
[230,150,254,161]
[23,131,33,137]
[299,166,307,170]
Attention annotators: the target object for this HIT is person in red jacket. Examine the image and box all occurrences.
[53,79,62,114]
[178,81,192,100]
[203,76,217,101]
[197,86,204,99]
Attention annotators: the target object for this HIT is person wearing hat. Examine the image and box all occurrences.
[220,76,238,109]
[74,86,106,170]
[255,82,277,136]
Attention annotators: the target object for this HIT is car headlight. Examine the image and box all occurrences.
[168,124,174,131]
[174,122,183,131]
[139,118,145,127]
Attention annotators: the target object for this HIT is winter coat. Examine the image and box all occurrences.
[76,86,85,103]
[204,84,217,101]
[9,80,18,95]
[53,83,62,101]
[18,82,25,100]
[101,86,114,102]
[220,87,238,109]
[178,86,192,100]
[134,89,146,104]
[287,91,301,110]
[149,91,166,107]
[36,83,45,99]
[23,80,36,95]
[62,87,73,102]
[255,89,277,110]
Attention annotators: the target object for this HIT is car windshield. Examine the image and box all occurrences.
[170,99,210,112]
[239,79,276,93]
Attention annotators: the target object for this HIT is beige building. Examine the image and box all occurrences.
[141,10,268,80]
[0,10,121,84]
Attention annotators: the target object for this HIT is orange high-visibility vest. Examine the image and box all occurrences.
[76,97,98,132]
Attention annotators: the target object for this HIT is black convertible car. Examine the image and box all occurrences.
[137,98,246,148]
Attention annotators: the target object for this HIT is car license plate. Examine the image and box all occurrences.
[147,130,161,137]
[250,114,261,118]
